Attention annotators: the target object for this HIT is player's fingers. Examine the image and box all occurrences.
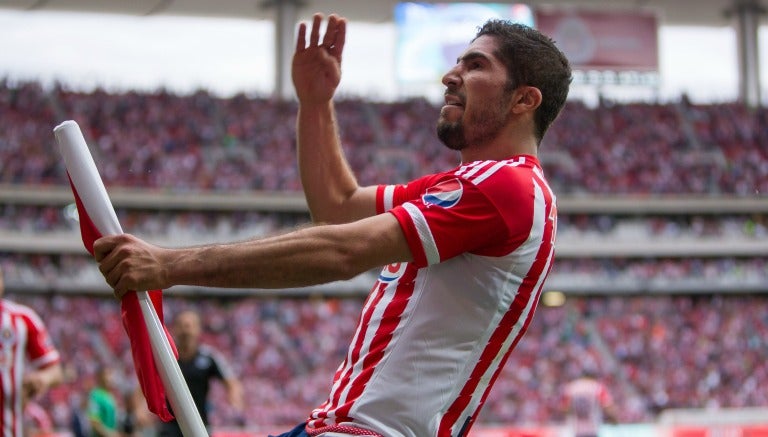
[322,14,339,47]
[93,235,119,262]
[309,13,322,47]
[100,257,124,290]
[95,237,136,288]
[94,236,126,274]
[330,16,347,61]
[295,22,307,52]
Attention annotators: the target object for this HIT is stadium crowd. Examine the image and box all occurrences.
[2,204,766,241]
[1,79,767,433]
[2,80,767,194]
[3,292,766,432]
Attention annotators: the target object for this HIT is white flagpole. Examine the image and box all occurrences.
[54,120,207,437]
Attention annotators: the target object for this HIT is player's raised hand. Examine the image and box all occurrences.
[94,234,172,298]
[292,13,347,105]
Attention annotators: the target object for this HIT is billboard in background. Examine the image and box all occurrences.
[395,2,534,85]
[535,9,659,72]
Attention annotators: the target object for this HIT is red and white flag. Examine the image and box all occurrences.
[54,120,176,422]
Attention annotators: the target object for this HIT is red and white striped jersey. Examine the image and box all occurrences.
[307,156,557,437]
[0,299,61,437]
[563,377,613,436]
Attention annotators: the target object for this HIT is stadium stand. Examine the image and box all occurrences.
[1,79,767,434]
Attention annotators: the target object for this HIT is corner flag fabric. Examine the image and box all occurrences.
[55,121,176,422]
[69,180,176,422]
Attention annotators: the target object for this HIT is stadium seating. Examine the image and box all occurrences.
[0,79,766,432]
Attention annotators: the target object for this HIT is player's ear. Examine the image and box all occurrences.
[510,86,542,115]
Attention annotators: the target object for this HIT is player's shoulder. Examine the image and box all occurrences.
[454,156,542,187]
[1,299,44,321]
[451,157,544,206]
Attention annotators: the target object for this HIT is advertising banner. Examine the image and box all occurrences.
[535,9,659,72]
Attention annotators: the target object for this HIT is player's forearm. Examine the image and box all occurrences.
[164,225,374,290]
[297,101,361,224]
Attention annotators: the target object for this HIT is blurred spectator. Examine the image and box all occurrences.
[87,366,119,437]
[561,370,619,437]
[158,309,244,437]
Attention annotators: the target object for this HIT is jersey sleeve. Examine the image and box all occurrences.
[23,309,60,369]
[377,176,513,268]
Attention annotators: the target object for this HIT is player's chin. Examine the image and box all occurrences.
[440,104,463,120]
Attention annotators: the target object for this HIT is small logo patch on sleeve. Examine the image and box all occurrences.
[421,178,463,208]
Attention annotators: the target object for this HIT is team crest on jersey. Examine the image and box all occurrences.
[378,262,406,282]
[422,178,463,208]
[0,327,15,346]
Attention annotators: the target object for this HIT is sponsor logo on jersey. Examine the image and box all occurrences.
[378,262,406,282]
[422,178,463,208]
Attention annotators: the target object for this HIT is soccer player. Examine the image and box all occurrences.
[0,267,63,437]
[94,12,571,437]
[562,370,619,437]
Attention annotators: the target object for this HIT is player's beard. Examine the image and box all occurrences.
[437,89,513,151]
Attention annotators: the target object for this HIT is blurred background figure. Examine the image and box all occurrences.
[0,267,63,437]
[119,386,156,437]
[158,309,244,437]
[562,369,619,437]
[87,366,119,437]
[23,400,55,437]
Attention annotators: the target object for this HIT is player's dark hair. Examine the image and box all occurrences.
[474,20,572,143]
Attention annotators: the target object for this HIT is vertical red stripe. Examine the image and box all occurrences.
[309,265,417,430]
[437,285,537,436]
[334,268,416,421]
[438,176,556,436]
[469,180,558,433]
[309,281,388,427]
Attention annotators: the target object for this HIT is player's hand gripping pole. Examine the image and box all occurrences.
[54,120,208,437]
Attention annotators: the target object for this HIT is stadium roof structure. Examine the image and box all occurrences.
[1,0,764,26]
[2,0,765,104]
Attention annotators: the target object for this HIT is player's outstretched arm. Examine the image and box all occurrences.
[94,213,412,297]
[293,13,377,225]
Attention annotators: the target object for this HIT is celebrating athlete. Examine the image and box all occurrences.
[94,12,571,437]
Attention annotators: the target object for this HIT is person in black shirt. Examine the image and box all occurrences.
[158,310,244,437]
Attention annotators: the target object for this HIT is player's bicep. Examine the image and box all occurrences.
[345,185,379,220]
[312,185,379,225]
[342,212,414,272]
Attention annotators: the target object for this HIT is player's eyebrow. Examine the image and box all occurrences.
[456,51,492,65]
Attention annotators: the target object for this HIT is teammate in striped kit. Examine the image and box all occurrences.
[0,268,63,437]
[94,11,571,437]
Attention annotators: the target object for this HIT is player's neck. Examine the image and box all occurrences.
[460,136,538,163]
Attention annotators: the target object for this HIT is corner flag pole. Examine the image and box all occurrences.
[54,120,207,437]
